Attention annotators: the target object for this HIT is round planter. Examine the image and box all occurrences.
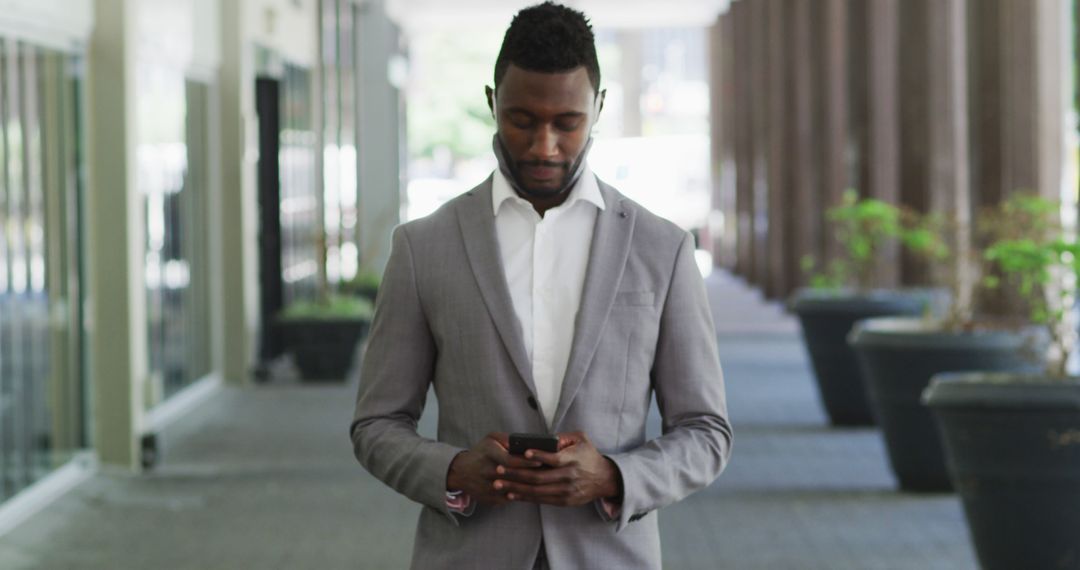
[924,373,1080,570]
[276,317,371,381]
[789,289,931,426]
[849,318,1044,492]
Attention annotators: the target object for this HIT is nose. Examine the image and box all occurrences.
[527,125,559,161]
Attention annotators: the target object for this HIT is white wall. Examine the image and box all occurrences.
[0,0,93,51]
[244,0,318,67]
[136,0,221,79]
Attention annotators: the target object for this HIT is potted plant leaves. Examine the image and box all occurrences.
[923,194,1078,569]
[790,190,938,426]
[276,294,374,381]
[341,268,382,303]
[849,194,1049,492]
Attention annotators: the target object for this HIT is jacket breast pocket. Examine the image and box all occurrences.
[612,290,654,308]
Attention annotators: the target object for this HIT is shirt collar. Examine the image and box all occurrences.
[491,162,606,216]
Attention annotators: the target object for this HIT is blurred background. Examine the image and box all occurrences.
[0,0,1076,567]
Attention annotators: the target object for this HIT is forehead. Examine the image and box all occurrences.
[496,64,595,114]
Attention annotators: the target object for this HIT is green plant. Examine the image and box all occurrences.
[981,193,1073,376]
[341,269,382,300]
[279,295,374,321]
[803,189,930,292]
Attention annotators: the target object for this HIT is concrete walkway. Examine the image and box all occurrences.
[0,271,977,569]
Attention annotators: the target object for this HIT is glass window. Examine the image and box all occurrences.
[137,60,214,405]
[0,38,86,502]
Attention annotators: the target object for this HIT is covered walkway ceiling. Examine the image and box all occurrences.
[385,0,730,34]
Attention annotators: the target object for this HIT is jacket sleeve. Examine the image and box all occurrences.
[349,225,466,525]
[605,232,734,532]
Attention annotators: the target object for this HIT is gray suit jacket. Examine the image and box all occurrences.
[350,176,732,569]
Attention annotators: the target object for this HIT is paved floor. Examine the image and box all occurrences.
[0,271,978,569]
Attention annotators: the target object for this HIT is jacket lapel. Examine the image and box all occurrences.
[456,177,539,398]
[552,181,635,430]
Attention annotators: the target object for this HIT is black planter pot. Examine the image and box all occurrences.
[849,318,1043,492]
[789,289,930,426]
[276,318,370,381]
[924,373,1080,570]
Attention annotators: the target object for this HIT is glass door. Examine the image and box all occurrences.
[0,38,86,502]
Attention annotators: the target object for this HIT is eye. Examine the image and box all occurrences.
[507,112,535,129]
[554,118,583,132]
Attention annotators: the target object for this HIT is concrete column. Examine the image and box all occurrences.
[619,30,643,138]
[765,0,788,298]
[818,0,849,265]
[710,12,738,270]
[852,0,901,287]
[967,0,1004,209]
[86,0,144,469]
[897,0,931,285]
[750,0,770,289]
[357,0,405,273]
[732,0,754,279]
[217,0,257,384]
[788,0,821,295]
[970,0,1067,206]
[926,0,971,300]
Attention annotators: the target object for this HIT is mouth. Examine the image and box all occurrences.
[519,164,565,183]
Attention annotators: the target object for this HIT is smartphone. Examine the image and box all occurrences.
[508,433,559,456]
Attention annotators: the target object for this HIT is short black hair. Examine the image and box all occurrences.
[494,2,601,95]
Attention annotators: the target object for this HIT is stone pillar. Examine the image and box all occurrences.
[851,0,901,287]
[970,0,1067,206]
[969,0,1068,315]
[750,0,771,289]
[818,0,849,265]
[357,0,406,274]
[217,0,257,385]
[709,12,738,270]
[765,0,788,298]
[787,0,821,295]
[86,0,144,469]
[892,0,971,296]
[926,0,971,301]
[619,30,643,138]
[897,0,932,285]
[732,0,754,279]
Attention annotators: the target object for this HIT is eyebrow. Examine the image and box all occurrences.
[504,107,587,119]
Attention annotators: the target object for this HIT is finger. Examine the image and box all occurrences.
[496,480,572,499]
[485,439,542,468]
[486,432,511,450]
[523,448,568,467]
[490,449,543,469]
[556,431,587,450]
[497,466,572,485]
[506,488,578,507]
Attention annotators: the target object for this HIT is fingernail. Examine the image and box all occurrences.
[525,451,533,458]
[496,466,505,474]
[507,493,516,500]
[494,481,502,490]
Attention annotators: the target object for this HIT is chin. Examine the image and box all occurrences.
[522,178,569,197]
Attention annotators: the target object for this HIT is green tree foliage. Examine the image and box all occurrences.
[407,31,502,162]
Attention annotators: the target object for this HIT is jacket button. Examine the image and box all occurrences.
[527,396,538,410]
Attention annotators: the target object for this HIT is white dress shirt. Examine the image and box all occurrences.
[491,165,605,428]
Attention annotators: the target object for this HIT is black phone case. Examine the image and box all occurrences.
[508,433,558,455]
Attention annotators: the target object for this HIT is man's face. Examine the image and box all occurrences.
[487,64,604,196]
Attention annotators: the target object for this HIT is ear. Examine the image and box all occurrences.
[595,88,607,117]
[485,86,496,117]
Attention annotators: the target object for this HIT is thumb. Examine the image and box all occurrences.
[557,432,586,450]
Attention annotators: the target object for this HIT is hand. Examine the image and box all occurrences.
[493,431,623,507]
[446,432,543,506]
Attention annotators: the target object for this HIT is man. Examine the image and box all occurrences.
[350,3,732,568]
